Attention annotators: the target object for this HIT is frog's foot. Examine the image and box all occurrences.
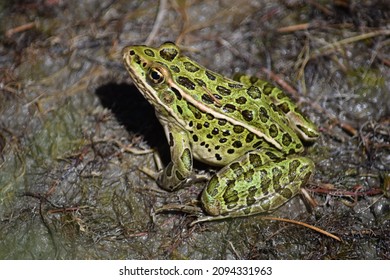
[139,166,160,181]
[185,170,211,184]
[189,214,233,226]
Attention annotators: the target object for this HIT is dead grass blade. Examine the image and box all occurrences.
[261,216,342,242]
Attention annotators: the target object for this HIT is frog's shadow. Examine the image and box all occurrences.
[95,82,170,162]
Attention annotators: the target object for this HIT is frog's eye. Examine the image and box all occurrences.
[148,67,164,84]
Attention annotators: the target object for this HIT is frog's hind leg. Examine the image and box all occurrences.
[200,150,314,219]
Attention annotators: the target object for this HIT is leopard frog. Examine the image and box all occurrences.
[122,42,318,221]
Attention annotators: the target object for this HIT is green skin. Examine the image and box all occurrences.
[122,42,318,220]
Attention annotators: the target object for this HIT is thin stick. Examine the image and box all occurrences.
[261,216,342,242]
[6,22,35,37]
[145,0,168,45]
[312,30,390,58]
[277,23,310,33]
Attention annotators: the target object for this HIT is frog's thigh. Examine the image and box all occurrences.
[201,153,314,217]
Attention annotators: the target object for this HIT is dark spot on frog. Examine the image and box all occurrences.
[223,103,236,113]
[176,76,196,90]
[233,125,244,134]
[247,85,261,99]
[169,133,174,146]
[216,85,231,96]
[144,49,155,57]
[170,65,180,73]
[183,61,200,72]
[159,46,178,61]
[259,107,269,123]
[269,124,278,138]
[245,132,254,143]
[242,109,254,122]
[195,78,206,87]
[236,96,247,104]
[202,94,214,104]
[232,140,242,148]
[176,105,183,114]
[205,71,216,80]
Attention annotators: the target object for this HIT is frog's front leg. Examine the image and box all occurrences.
[157,129,194,191]
[201,149,314,218]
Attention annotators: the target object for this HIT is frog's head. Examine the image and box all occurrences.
[124,42,202,129]
[123,42,182,105]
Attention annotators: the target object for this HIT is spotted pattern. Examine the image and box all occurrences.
[233,125,244,134]
[223,182,239,209]
[249,153,262,168]
[216,85,231,96]
[144,49,155,57]
[188,104,202,119]
[244,169,254,182]
[246,186,257,206]
[259,170,271,195]
[123,43,318,218]
[195,78,206,87]
[280,187,293,199]
[277,91,286,99]
[228,83,243,89]
[232,140,242,148]
[245,132,254,143]
[202,94,214,104]
[242,110,253,122]
[252,140,263,148]
[170,65,180,73]
[235,96,247,104]
[176,105,183,114]
[222,103,236,113]
[213,94,222,100]
[259,107,269,123]
[159,46,178,61]
[219,138,227,143]
[176,76,196,90]
[132,54,141,64]
[272,167,282,187]
[183,61,200,72]
[247,86,261,99]
[278,102,290,113]
[265,151,279,160]
[205,71,216,80]
[269,124,278,138]
[282,133,292,146]
[170,87,182,100]
[230,162,244,177]
[262,84,273,95]
[218,119,227,126]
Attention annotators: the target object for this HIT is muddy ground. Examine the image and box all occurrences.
[0,0,389,259]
